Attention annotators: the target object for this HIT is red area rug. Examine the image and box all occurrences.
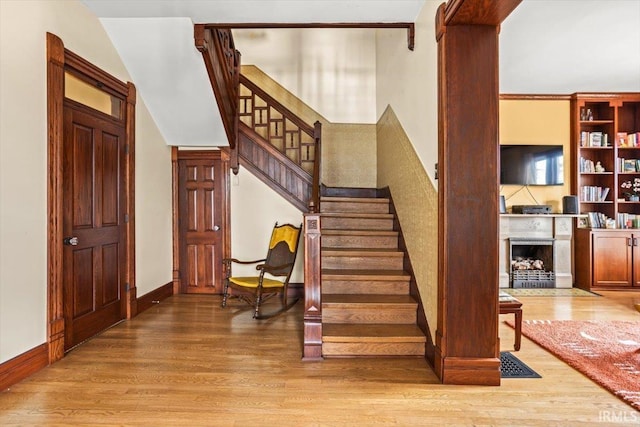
[507,320,640,410]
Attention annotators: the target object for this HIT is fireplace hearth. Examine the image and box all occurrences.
[509,238,555,288]
[499,215,574,289]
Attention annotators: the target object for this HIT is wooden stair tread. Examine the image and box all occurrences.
[322,229,398,236]
[321,196,389,203]
[323,323,426,342]
[322,248,404,256]
[321,212,394,219]
[322,269,410,280]
[323,294,417,305]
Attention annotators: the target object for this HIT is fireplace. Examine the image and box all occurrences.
[509,238,555,288]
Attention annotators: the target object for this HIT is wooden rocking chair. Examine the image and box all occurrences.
[221,223,302,319]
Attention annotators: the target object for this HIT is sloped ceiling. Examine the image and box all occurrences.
[82,0,640,146]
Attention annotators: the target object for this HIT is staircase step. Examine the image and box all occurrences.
[322,229,399,249]
[320,197,390,214]
[322,324,425,357]
[322,294,417,324]
[321,213,394,231]
[322,269,410,295]
[322,248,404,270]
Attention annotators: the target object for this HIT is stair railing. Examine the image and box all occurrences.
[194,25,241,171]
[239,75,319,177]
[308,121,322,213]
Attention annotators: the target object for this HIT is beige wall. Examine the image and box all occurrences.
[376,1,440,184]
[499,99,571,212]
[230,170,305,283]
[0,0,173,363]
[241,65,377,188]
[375,2,440,341]
[236,29,377,124]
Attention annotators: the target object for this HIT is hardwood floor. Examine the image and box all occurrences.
[1,291,639,426]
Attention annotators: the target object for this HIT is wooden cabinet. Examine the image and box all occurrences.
[572,93,640,292]
[575,228,640,290]
[571,93,640,227]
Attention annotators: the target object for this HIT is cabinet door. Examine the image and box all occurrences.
[633,234,640,287]
[592,232,633,287]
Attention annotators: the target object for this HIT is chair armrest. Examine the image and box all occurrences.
[222,258,266,265]
[257,262,294,273]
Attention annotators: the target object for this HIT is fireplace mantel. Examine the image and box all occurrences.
[499,214,580,288]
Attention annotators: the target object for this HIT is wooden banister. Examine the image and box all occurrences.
[308,121,322,213]
[194,25,240,155]
[238,75,319,177]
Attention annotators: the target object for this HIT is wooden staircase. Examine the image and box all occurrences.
[320,196,426,357]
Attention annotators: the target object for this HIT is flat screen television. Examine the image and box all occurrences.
[500,145,564,186]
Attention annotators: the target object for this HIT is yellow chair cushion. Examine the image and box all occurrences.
[229,276,285,289]
[269,225,299,252]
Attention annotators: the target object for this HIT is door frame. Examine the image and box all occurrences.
[46,33,136,364]
[171,148,231,294]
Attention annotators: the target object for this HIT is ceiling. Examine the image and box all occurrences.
[81,0,640,147]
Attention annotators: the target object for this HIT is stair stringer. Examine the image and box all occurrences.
[238,123,312,212]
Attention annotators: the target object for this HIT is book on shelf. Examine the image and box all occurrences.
[580,185,609,202]
[617,213,640,229]
[587,212,606,228]
[580,131,610,147]
[580,157,595,173]
[589,132,603,147]
[624,159,639,172]
[618,132,640,147]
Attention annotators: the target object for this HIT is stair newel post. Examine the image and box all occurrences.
[303,213,323,360]
[309,121,322,213]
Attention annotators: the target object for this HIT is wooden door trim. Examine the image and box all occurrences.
[46,32,136,364]
[171,148,231,294]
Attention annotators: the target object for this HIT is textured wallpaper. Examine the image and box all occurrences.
[377,106,439,342]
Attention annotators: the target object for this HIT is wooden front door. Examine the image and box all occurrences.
[177,151,228,294]
[62,101,127,350]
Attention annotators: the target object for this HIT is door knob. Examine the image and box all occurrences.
[63,236,79,246]
[213,225,220,231]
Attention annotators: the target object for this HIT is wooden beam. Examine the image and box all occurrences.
[205,22,416,51]
[444,0,522,26]
[435,0,522,385]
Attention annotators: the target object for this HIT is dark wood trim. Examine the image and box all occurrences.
[136,282,174,314]
[171,147,181,294]
[46,32,65,364]
[378,187,435,366]
[438,356,501,385]
[47,32,135,364]
[444,0,521,25]
[435,0,521,386]
[207,23,416,50]
[302,213,322,360]
[500,94,572,101]
[0,344,49,391]
[125,82,137,319]
[321,185,379,198]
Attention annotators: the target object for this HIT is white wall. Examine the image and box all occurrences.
[230,170,305,283]
[0,0,172,363]
[375,1,440,183]
[235,28,377,124]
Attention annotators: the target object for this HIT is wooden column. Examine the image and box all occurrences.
[434,0,521,385]
[302,213,322,360]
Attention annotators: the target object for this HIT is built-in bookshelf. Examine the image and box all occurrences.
[571,93,640,229]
